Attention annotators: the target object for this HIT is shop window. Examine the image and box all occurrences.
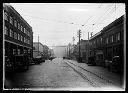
[18,49,20,54]
[13,49,16,55]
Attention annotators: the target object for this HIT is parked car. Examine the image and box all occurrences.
[87,56,96,66]
[33,56,45,64]
[14,54,30,71]
[107,56,123,73]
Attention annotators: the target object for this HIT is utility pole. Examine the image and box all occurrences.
[77,29,81,62]
[38,35,39,56]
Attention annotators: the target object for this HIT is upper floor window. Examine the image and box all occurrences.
[28,31,30,36]
[4,12,8,21]
[10,16,13,25]
[18,23,20,30]
[21,35,23,42]
[106,37,108,44]
[14,32,17,39]
[18,34,20,40]
[101,38,102,43]
[111,35,113,43]
[14,20,17,27]
[10,29,13,37]
[4,26,8,35]
[24,28,26,33]
[24,37,26,43]
[21,25,23,31]
[117,33,120,41]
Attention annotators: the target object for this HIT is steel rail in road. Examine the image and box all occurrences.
[64,61,100,87]
[64,60,117,87]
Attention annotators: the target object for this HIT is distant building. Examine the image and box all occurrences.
[33,42,44,58]
[3,4,33,60]
[76,39,88,62]
[33,42,50,59]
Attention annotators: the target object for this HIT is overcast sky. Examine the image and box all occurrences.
[10,3,125,48]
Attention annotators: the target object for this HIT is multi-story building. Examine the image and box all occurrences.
[89,15,124,67]
[3,4,33,61]
[33,42,50,59]
[75,39,89,62]
[33,42,44,58]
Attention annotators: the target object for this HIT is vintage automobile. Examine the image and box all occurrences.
[87,56,96,66]
[107,56,123,73]
[33,56,45,64]
[14,54,30,71]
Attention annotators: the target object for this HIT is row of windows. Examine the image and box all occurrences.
[89,32,121,46]
[4,26,30,44]
[4,11,31,37]
[13,49,30,55]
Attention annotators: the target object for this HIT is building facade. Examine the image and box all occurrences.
[33,42,44,58]
[3,4,33,61]
[89,15,124,67]
[33,42,50,59]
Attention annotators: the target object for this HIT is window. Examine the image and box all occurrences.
[4,12,8,21]
[21,35,23,41]
[28,31,30,36]
[18,34,20,40]
[10,16,13,25]
[28,40,30,44]
[101,38,102,43]
[18,23,20,30]
[24,37,26,43]
[24,28,26,33]
[14,20,17,27]
[26,30,28,35]
[14,32,17,39]
[18,49,20,54]
[4,26,8,35]
[112,35,113,42]
[106,37,108,44]
[13,49,16,55]
[10,29,13,37]
[117,33,120,41]
[21,25,23,31]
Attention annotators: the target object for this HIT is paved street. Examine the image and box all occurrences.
[5,58,124,90]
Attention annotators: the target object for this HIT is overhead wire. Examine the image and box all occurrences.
[90,3,121,34]
[85,3,115,33]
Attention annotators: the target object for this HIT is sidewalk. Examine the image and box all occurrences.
[66,59,124,88]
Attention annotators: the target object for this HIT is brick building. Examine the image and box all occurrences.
[3,4,33,61]
[89,15,124,67]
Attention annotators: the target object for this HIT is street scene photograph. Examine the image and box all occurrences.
[3,3,126,91]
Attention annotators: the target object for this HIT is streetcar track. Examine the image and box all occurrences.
[64,62,100,87]
[64,60,116,86]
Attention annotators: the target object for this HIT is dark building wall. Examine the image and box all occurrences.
[3,4,33,58]
[88,15,124,66]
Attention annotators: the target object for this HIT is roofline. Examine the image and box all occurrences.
[3,4,32,29]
